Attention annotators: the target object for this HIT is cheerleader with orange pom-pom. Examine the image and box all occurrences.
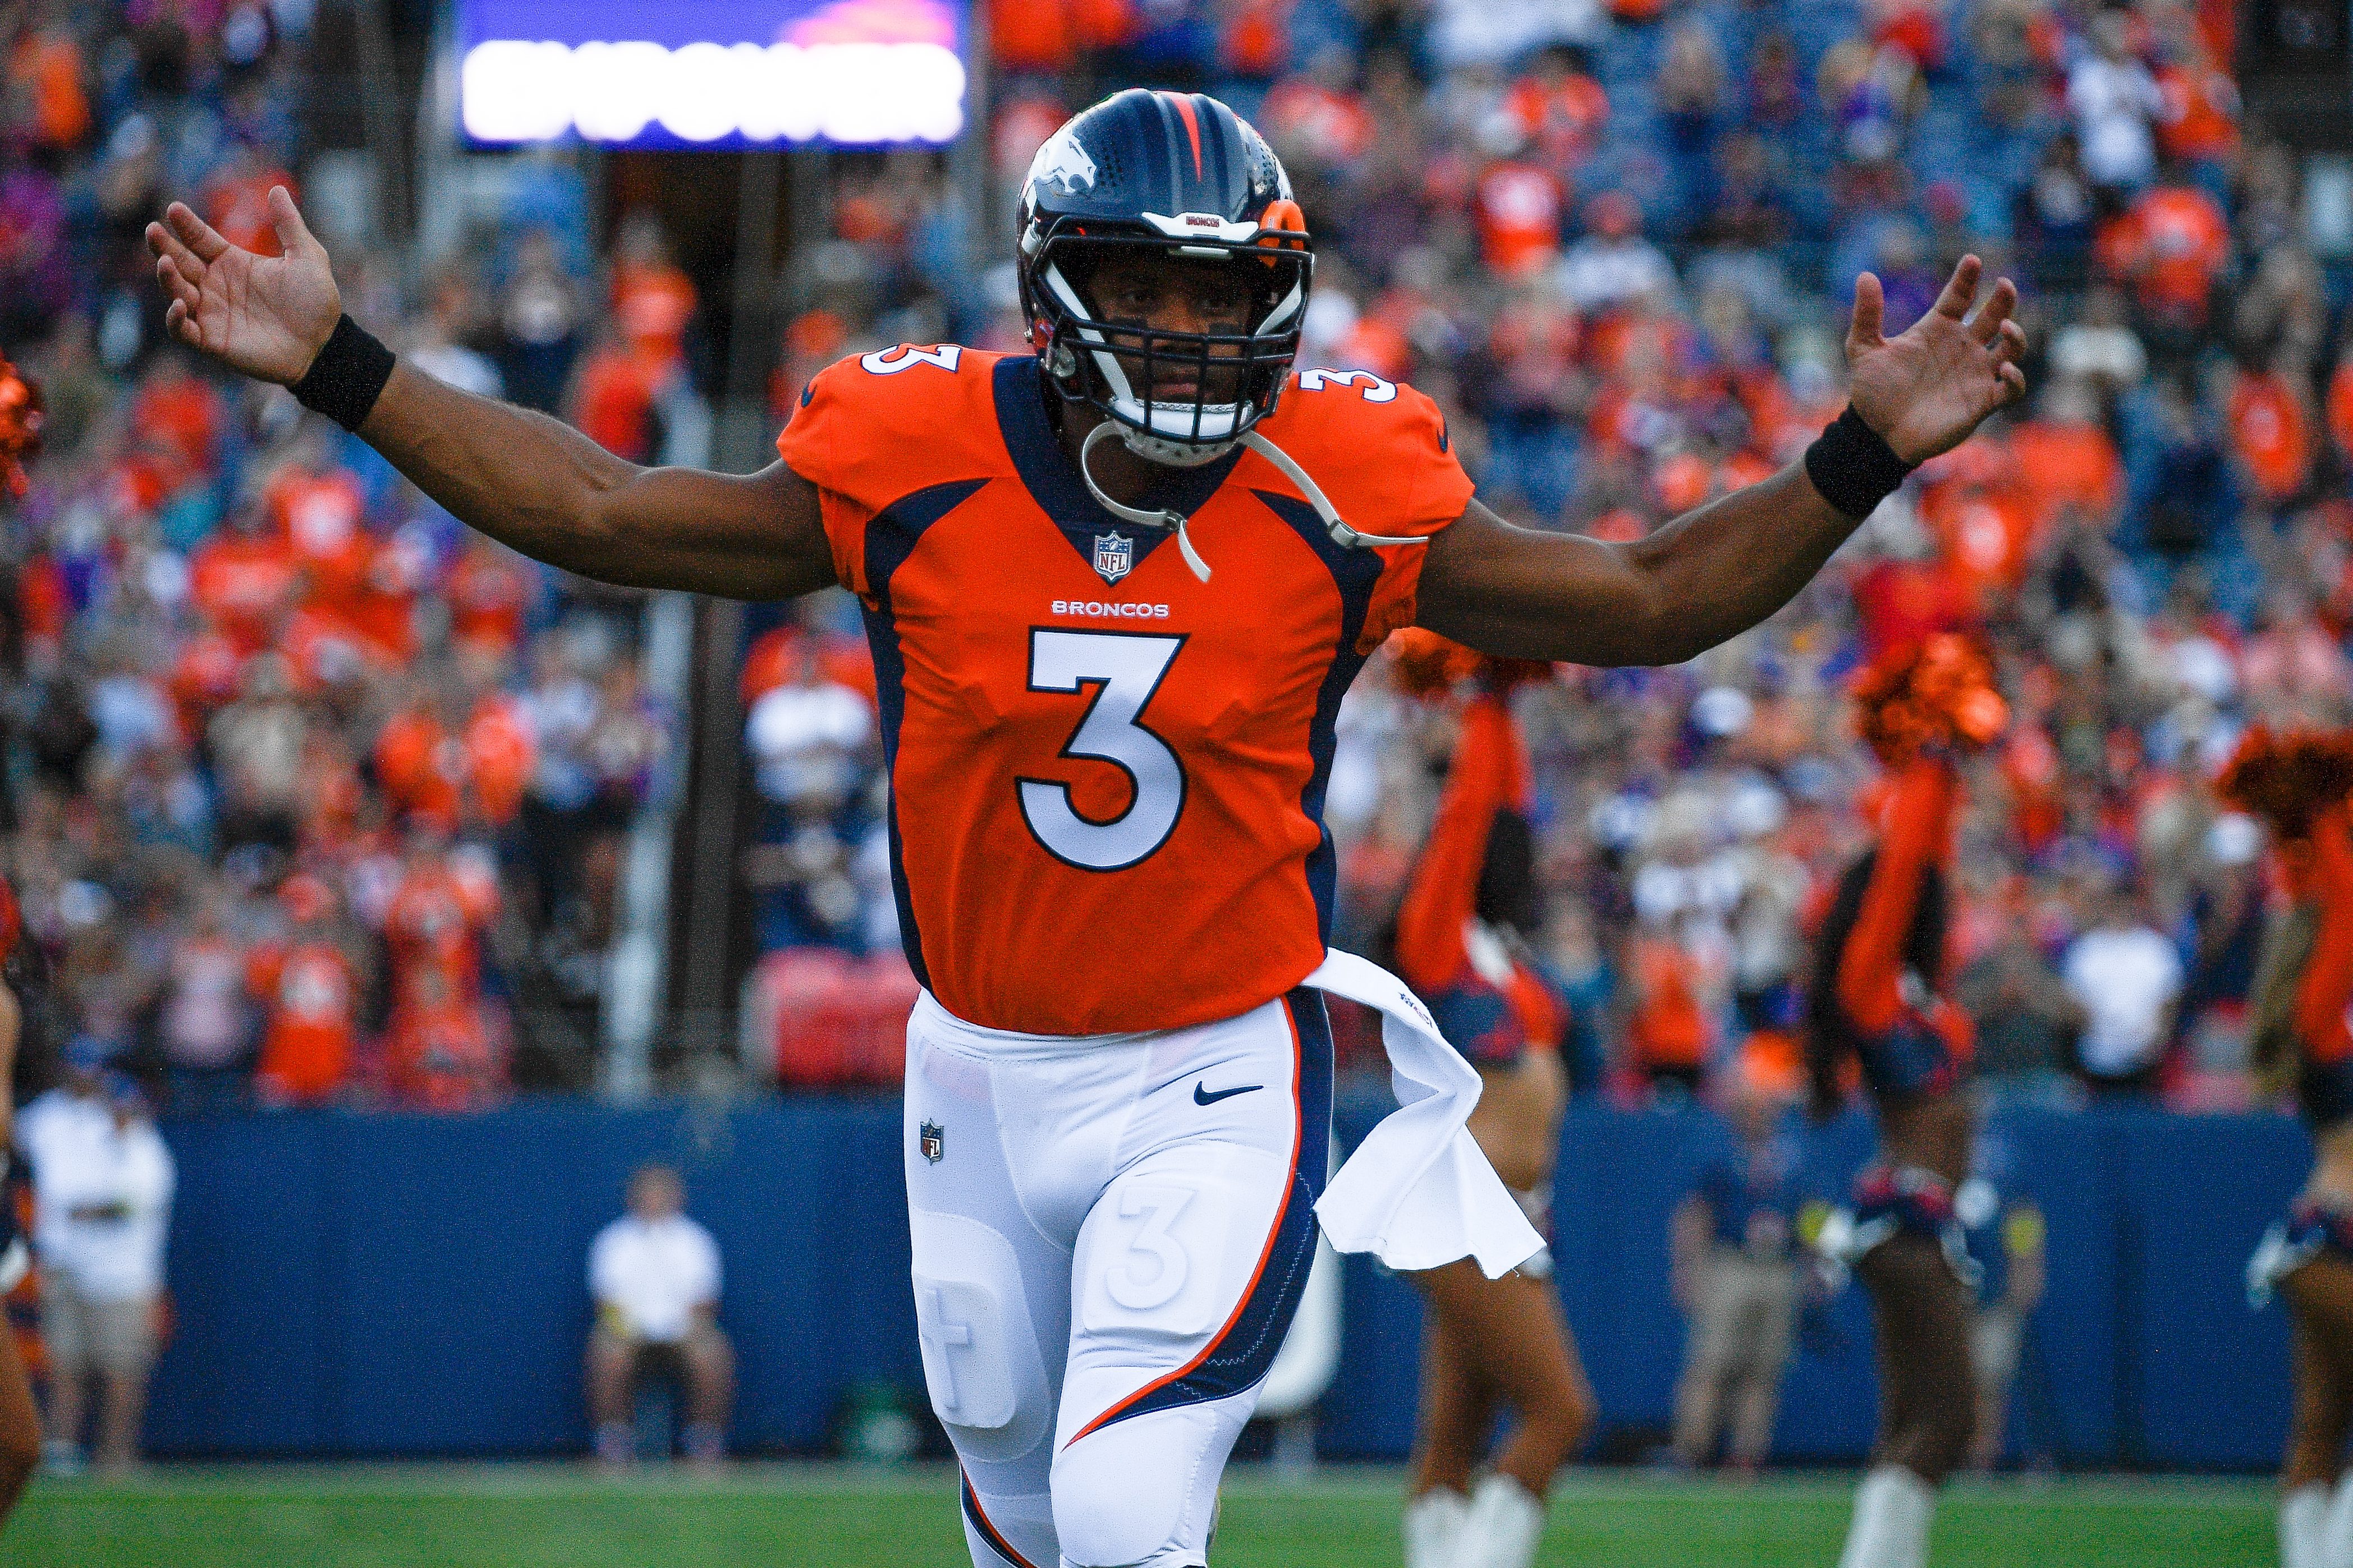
[2226,726,2353,1568]
[1387,632,1593,1568]
[1808,634,2007,1568]
[0,357,45,1516]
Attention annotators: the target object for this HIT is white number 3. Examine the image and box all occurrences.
[1297,367,1396,402]
[861,344,963,375]
[1019,629,1186,872]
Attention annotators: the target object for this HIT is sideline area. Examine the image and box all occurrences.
[5,1463,2273,1566]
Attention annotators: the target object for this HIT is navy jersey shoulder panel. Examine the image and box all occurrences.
[1251,487,1383,942]
[990,356,1243,577]
[861,477,990,990]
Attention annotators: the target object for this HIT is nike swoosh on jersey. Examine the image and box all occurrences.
[1194,1081,1263,1105]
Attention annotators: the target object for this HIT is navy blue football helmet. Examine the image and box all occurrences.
[1017,89,1311,468]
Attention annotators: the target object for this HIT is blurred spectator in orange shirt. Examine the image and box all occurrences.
[373,670,536,831]
[2150,6,2237,172]
[570,334,672,464]
[2326,340,2353,467]
[1851,551,1976,664]
[1919,447,2038,605]
[1221,0,1288,81]
[987,0,1134,74]
[2228,359,2316,505]
[1506,45,1608,167]
[383,965,502,1112]
[444,535,536,659]
[1260,52,1375,175]
[249,873,363,1106]
[201,144,296,259]
[167,619,242,744]
[382,829,499,1011]
[340,528,428,666]
[2005,378,2125,530]
[127,356,223,488]
[188,506,296,657]
[264,436,370,608]
[1627,928,1711,1095]
[2112,177,2228,330]
[1474,150,1566,279]
[8,13,91,152]
[610,211,695,371]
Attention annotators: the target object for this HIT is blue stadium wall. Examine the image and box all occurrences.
[139,1097,2306,1467]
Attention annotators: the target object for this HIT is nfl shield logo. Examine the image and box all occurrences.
[919,1120,944,1164]
[1093,532,1133,583]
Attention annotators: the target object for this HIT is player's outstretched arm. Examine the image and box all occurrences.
[145,189,834,601]
[1415,256,2026,667]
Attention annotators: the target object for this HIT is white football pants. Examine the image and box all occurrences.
[903,985,1331,1568]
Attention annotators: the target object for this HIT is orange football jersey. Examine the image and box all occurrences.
[778,348,1473,1034]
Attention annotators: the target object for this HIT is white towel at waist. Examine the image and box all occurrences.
[1304,949,1544,1279]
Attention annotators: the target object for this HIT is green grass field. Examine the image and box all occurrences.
[2,1463,2276,1567]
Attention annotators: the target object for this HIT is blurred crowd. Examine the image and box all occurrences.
[0,0,677,1112]
[751,0,2353,1110]
[6,0,2353,1115]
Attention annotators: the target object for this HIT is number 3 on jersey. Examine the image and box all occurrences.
[1018,629,1187,871]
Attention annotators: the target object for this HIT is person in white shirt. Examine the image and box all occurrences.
[18,1055,176,1474]
[2061,890,2185,1095]
[586,1164,731,1466]
[2065,14,2164,192]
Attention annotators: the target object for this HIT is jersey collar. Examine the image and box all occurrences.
[991,357,1243,574]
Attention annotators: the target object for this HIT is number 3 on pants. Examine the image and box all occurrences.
[1018,629,1187,871]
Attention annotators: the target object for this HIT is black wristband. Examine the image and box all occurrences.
[290,314,395,432]
[1804,403,1916,519]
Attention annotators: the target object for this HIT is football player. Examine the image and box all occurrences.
[2228,728,2353,1568]
[149,89,2024,1568]
[1805,637,2007,1568]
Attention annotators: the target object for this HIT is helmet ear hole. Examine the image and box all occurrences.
[1256,199,1308,259]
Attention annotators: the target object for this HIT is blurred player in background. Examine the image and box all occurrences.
[145,80,2023,1565]
[2228,729,2353,1568]
[1806,636,2008,1568]
[0,359,46,1519]
[1388,633,1590,1568]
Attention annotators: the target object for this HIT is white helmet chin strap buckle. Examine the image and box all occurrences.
[1075,419,1434,586]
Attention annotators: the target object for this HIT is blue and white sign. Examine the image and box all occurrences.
[457,0,967,149]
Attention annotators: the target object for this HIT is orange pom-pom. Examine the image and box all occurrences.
[0,357,42,499]
[1388,629,1553,700]
[1389,628,1483,696]
[1851,633,2008,766]
[2216,725,2353,840]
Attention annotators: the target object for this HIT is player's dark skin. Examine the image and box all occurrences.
[146,189,2028,663]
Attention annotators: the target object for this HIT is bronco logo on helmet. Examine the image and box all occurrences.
[1030,128,1099,196]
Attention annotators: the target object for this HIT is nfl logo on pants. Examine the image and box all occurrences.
[919,1120,944,1164]
[1093,532,1132,582]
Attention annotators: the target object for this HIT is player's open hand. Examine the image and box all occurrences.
[145,187,340,387]
[1843,255,2028,467]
